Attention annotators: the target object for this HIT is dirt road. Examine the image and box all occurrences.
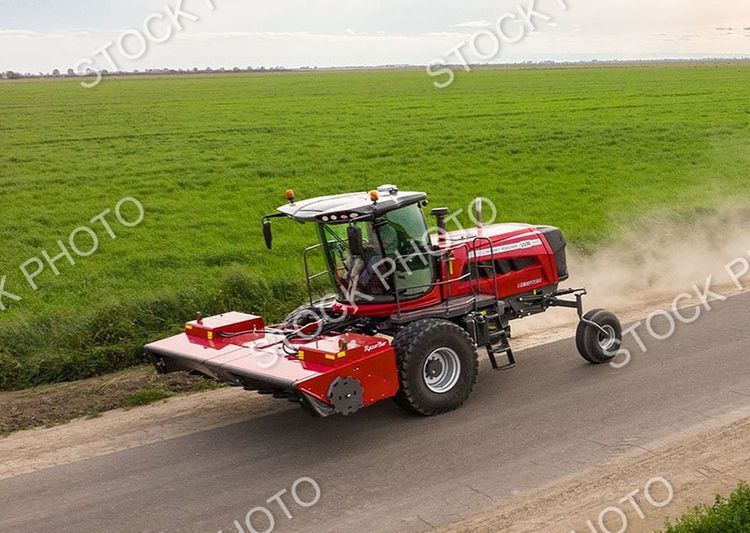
[1,292,749,533]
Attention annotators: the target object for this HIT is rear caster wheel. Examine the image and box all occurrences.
[392,319,478,416]
[576,309,622,364]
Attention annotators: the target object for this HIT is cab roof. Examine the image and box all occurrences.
[277,185,427,223]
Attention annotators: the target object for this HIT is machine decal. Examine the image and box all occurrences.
[470,238,543,259]
[518,278,544,289]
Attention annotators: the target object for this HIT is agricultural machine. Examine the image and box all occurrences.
[146,185,622,417]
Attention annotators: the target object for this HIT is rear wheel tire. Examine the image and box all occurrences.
[392,319,478,416]
[576,309,622,364]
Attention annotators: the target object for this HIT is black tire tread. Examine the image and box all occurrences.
[576,309,622,364]
[392,319,478,416]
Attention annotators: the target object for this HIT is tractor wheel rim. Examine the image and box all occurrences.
[598,325,617,352]
[423,347,461,394]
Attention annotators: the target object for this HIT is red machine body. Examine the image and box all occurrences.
[145,186,613,418]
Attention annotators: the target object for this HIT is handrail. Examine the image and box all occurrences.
[312,236,502,318]
[470,236,499,313]
[390,237,503,318]
[394,241,475,318]
[303,243,325,306]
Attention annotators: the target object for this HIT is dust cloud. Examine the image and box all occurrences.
[513,206,750,337]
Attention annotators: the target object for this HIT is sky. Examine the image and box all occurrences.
[0,0,748,73]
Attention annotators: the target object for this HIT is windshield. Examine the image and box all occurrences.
[320,204,434,305]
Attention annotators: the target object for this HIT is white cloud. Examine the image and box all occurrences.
[1,0,749,72]
[0,29,47,38]
[451,20,494,29]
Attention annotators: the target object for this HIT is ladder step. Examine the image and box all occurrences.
[486,335,516,371]
[489,333,512,347]
[482,309,515,370]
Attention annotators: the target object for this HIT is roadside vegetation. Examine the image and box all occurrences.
[0,365,221,435]
[663,482,750,532]
[0,267,306,389]
[1,64,749,390]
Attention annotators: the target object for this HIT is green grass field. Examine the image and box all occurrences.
[1,64,749,389]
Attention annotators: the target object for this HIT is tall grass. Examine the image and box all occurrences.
[0,266,307,390]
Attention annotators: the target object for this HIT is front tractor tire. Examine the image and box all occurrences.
[392,319,478,416]
[576,309,623,364]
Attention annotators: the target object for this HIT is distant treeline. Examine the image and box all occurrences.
[2,57,749,81]
[0,65,297,81]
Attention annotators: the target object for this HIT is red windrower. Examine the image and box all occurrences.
[146,185,622,418]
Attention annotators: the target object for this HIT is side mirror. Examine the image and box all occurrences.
[263,219,273,250]
[348,225,364,257]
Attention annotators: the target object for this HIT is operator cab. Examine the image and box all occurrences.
[270,185,435,304]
